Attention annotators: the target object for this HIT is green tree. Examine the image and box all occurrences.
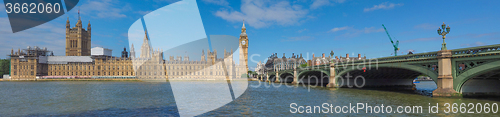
[0,59,10,77]
[300,63,308,68]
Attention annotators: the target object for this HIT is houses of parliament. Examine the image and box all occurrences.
[8,16,249,80]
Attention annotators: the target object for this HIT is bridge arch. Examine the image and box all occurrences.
[454,60,500,95]
[279,72,294,83]
[297,70,330,86]
[268,74,276,82]
[335,64,438,88]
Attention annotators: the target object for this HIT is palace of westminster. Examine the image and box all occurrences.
[7,16,249,80]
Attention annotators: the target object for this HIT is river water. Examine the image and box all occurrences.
[0,81,498,116]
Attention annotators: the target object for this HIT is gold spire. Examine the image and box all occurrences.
[242,19,246,29]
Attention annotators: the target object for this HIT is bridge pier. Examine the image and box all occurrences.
[292,68,298,85]
[275,72,280,83]
[326,63,337,88]
[433,50,460,97]
[266,73,269,82]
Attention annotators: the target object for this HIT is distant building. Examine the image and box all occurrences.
[8,17,249,80]
[91,47,112,57]
[311,53,367,66]
[165,22,249,79]
[264,53,307,72]
[255,61,264,75]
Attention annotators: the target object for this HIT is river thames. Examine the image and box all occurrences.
[0,81,498,116]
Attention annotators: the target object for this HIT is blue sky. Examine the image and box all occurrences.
[1,0,499,70]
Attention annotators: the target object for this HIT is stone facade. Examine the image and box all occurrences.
[166,49,246,79]
[265,53,307,72]
[165,22,249,79]
[8,47,50,80]
[65,17,91,56]
[8,19,248,80]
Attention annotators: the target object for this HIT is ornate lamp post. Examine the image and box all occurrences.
[330,50,334,64]
[437,22,451,50]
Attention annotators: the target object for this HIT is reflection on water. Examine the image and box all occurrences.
[0,82,179,116]
[0,81,498,116]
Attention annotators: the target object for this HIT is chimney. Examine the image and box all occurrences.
[322,53,325,58]
[335,56,339,61]
[312,54,315,58]
[346,54,349,58]
[358,54,361,59]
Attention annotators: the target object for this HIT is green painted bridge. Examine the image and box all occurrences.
[258,44,500,97]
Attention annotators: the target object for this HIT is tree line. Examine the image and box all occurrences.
[0,59,10,78]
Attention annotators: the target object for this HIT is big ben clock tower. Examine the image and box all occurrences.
[239,21,249,72]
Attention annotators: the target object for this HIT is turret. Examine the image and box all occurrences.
[130,44,135,58]
[201,49,205,61]
[121,47,128,58]
[66,17,70,35]
[87,20,91,37]
[66,17,70,29]
[184,54,189,61]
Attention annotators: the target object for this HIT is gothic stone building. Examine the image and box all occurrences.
[165,22,249,79]
[8,18,248,80]
[9,18,164,80]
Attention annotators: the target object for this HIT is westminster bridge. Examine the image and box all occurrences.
[257,44,500,97]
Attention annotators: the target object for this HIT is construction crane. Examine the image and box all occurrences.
[382,24,399,56]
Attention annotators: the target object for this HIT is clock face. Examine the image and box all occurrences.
[242,40,246,45]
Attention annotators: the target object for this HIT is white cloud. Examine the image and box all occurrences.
[332,26,385,39]
[215,0,309,28]
[461,42,485,47]
[0,18,66,59]
[329,26,349,32]
[363,27,384,33]
[364,2,403,12]
[281,36,314,42]
[414,23,436,30]
[0,2,4,11]
[136,10,152,15]
[202,0,229,6]
[80,0,131,18]
[297,28,307,33]
[310,0,345,9]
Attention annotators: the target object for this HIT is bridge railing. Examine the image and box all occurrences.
[340,51,439,65]
[290,44,500,70]
[451,44,500,56]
